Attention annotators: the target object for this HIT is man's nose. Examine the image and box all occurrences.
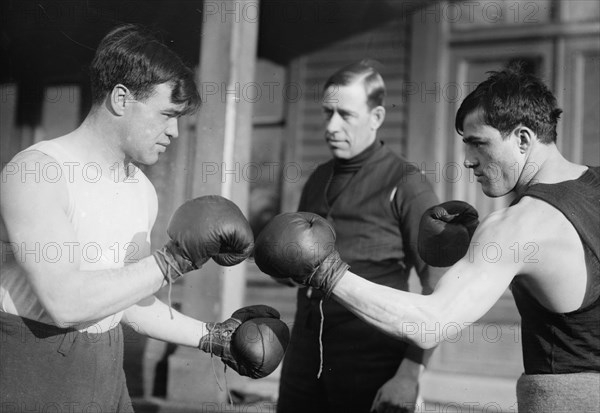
[166,117,179,139]
[463,148,478,168]
[326,112,341,133]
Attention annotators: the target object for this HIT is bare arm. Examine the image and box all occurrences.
[399,264,446,355]
[1,151,166,326]
[333,209,523,349]
[122,296,207,347]
[390,265,444,373]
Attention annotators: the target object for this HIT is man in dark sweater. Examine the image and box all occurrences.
[276,60,444,413]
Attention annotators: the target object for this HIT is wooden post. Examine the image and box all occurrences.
[166,0,260,406]
[406,2,450,202]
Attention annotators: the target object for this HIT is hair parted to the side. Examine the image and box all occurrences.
[455,61,562,144]
[90,24,200,115]
[324,59,386,109]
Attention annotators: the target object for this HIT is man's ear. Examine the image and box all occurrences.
[515,125,535,153]
[370,106,386,130]
[108,84,131,116]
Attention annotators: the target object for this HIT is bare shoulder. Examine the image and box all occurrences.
[476,196,566,244]
[469,196,575,275]
[2,149,65,187]
[1,149,69,215]
[2,149,67,180]
[508,195,586,266]
[478,196,587,311]
[4,148,57,168]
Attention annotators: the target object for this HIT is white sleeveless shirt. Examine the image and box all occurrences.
[0,139,158,332]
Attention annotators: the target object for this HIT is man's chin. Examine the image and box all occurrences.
[136,154,160,166]
[330,148,350,160]
[481,184,510,198]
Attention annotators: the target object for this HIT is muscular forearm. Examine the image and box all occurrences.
[252,211,516,350]
[32,256,167,326]
[332,271,444,349]
[122,296,206,347]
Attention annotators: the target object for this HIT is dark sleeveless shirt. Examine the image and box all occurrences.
[510,166,600,374]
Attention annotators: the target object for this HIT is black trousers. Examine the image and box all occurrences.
[0,312,132,413]
[277,291,407,413]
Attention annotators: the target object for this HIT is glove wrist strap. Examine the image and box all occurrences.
[153,241,196,284]
[311,250,350,298]
[153,249,183,285]
[198,320,241,356]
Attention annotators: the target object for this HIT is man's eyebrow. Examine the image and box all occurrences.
[320,106,356,117]
[337,107,357,116]
[462,135,482,143]
[163,107,185,116]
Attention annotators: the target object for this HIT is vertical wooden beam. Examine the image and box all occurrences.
[406,2,450,201]
[167,0,259,406]
[280,55,307,214]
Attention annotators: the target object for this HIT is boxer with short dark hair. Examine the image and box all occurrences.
[0,24,288,412]
[255,64,600,412]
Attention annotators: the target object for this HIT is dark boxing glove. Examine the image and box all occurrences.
[418,200,479,267]
[199,305,290,379]
[253,212,350,297]
[153,196,254,281]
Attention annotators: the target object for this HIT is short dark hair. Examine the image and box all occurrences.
[455,62,562,143]
[324,59,386,109]
[90,24,200,115]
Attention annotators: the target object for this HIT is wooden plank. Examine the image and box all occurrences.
[167,0,259,406]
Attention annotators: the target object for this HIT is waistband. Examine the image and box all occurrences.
[0,310,122,353]
[1,310,74,337]
[517,372,600,413]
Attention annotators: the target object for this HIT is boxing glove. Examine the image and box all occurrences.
[199,305,290,379]
[253,212,349,297]
[153,196,254,281]
[418,201,479,267]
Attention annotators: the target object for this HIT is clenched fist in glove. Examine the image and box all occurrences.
[153,195,254,282]
[253,212,349,297]
[418,200,479,267]
[199,305,290,379]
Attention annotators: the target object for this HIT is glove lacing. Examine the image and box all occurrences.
[205,323,234,405]
[154,249,185,319]
[317,298,325,379]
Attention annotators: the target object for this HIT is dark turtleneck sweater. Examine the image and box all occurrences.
[327,140,380,205]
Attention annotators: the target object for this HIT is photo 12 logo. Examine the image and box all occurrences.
[1,161,140,184]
